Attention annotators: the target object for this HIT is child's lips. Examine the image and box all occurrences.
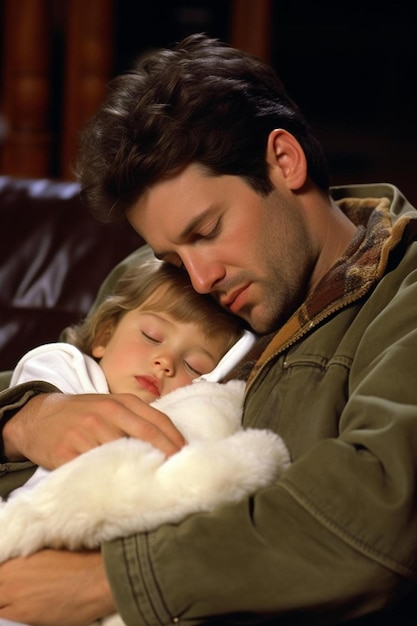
[134,375,161,397]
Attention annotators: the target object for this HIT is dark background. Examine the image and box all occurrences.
[1,0,416,202]
[113,0,417,203]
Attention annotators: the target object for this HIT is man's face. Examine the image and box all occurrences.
[127,164,315,334]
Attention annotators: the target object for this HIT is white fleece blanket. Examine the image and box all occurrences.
[0,379,290,626]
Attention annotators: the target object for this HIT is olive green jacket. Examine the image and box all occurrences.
[1,184,417,625]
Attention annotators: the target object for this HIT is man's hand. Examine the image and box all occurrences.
[0,549,114,626]
[3,392,185,468]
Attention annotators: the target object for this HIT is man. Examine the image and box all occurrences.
[0,34,416,625]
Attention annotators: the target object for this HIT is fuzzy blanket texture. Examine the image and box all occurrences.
[0,380,290,626]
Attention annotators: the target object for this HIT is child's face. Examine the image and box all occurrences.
[92,308,228,402]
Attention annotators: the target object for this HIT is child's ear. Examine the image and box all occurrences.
[92,343,106,358]
[91,323,114,358]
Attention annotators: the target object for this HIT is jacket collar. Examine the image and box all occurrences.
[242,186,417,387]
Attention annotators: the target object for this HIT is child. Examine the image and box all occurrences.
[10,255,249,399]
[0,256,290,626]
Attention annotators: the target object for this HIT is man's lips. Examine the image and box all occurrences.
[135,375,161,397]
[221,285,250,314]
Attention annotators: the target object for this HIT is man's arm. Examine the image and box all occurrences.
[0,549,114,626]
[0,384,185,624]
[2,389,185,469]
[104,487,406,625]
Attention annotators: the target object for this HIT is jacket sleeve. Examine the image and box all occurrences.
[0,381,58,497]
[102,485,407,625]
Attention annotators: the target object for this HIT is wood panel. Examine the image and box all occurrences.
[60,0,114,179]
[1,0,53,177]
[1,0,113,179]
[230,0,272,61]
[0,0,271,179]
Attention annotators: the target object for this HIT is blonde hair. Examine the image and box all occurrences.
[66,258,244,359]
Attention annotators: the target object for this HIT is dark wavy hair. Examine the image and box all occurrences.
[75,33,329,223]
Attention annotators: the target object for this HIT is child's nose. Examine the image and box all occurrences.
[153,355,174,375]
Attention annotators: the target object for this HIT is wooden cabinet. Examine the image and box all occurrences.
[0,0,271,179]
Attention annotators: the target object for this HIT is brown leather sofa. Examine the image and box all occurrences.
[0,176,144,374]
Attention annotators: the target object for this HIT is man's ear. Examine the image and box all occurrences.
[266,129,308,190]
[91,322,114,358]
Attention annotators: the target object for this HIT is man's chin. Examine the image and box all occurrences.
[245,308,282,335]
[231,306,253,328]
[224,301,276,334]
[239,309,266,334]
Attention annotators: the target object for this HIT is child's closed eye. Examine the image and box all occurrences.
[141,331,162,344]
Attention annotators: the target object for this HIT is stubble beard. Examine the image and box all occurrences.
[249,211,316,334]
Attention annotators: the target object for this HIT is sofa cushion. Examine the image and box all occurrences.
[0,176,143,371]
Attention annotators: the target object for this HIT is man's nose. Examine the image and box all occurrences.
[182,252,224,294]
